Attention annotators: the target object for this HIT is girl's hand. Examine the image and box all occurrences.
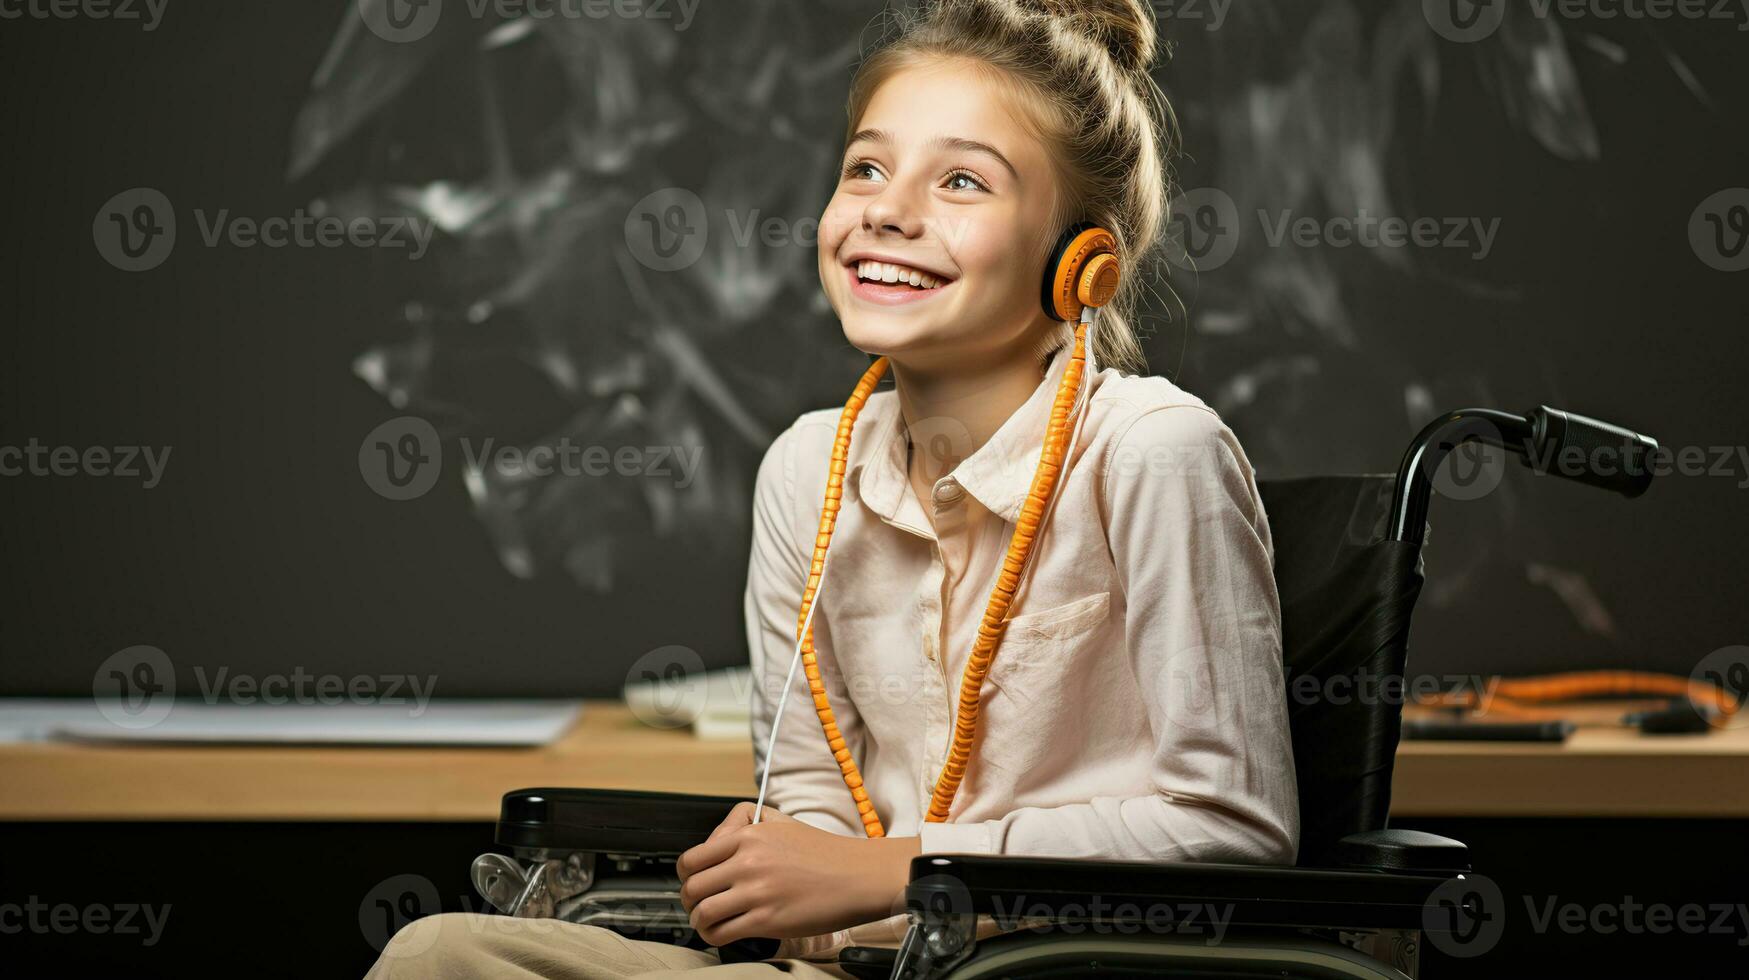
[675,801,921,946]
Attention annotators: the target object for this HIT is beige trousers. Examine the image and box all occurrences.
[364,914,856,979]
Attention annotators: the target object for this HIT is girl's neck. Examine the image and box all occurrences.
[890,333,1062,493]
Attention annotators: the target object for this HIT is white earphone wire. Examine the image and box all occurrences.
[752,543,834,825]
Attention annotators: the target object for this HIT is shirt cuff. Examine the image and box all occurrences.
[917,820,996,855]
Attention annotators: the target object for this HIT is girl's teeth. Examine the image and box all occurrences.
[856,260,943,289]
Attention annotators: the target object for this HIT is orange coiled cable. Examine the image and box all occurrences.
[796,323,1091,836]
[796,354,892,838]
[1418,669,1741,717]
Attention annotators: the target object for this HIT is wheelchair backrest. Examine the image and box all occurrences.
[1257,475,1426,868]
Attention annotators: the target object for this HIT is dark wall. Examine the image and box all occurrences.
[2,0,1745,700]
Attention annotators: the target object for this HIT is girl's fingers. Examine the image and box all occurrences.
[676,830,740,883]
[689,885,759,944]
[677,853,739,912]
[706,801,757,843]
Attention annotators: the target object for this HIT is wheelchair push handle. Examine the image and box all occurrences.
[1525,405,1659,498]
[1389,405,1660,543]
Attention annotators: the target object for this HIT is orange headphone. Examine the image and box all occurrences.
[784,225,1122,837]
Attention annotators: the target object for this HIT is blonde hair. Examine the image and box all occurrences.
[846,0,1177,377]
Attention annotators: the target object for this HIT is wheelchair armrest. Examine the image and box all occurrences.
[1334,829,1470,874]
[906,852,1465,932]
[496,787,744,854]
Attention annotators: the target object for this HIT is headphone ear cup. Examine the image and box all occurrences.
[1041,224,1119,321]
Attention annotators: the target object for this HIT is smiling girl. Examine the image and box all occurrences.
[368,1,1296,977]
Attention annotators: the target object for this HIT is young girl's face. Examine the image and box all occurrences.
[818,58,1061,368]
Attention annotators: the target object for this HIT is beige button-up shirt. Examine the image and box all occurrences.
[744,341,1298,959]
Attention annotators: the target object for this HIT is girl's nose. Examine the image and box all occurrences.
[861,188,925,239]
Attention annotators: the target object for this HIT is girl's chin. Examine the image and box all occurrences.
[837,315,956,358]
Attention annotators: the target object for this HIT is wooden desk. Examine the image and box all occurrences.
[3,700,1747,821]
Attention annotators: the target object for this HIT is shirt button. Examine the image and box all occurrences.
[932,482,963,503]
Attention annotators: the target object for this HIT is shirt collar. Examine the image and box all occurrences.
[850,341,1078,526]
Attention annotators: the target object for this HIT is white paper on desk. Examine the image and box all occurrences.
[622,664,750,740]
[0,699,582,747]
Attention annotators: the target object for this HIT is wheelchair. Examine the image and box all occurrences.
[466,405,1659,979]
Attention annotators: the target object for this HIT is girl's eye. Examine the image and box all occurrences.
[944,170,988,192]
[842,160,884,183]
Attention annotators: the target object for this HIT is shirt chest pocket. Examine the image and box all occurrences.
[971,590,1113,780]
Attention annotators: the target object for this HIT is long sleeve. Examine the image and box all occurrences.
[744,420,868,839]
[916,404,1301,865]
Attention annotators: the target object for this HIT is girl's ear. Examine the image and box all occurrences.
[1040,224,1119,321]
